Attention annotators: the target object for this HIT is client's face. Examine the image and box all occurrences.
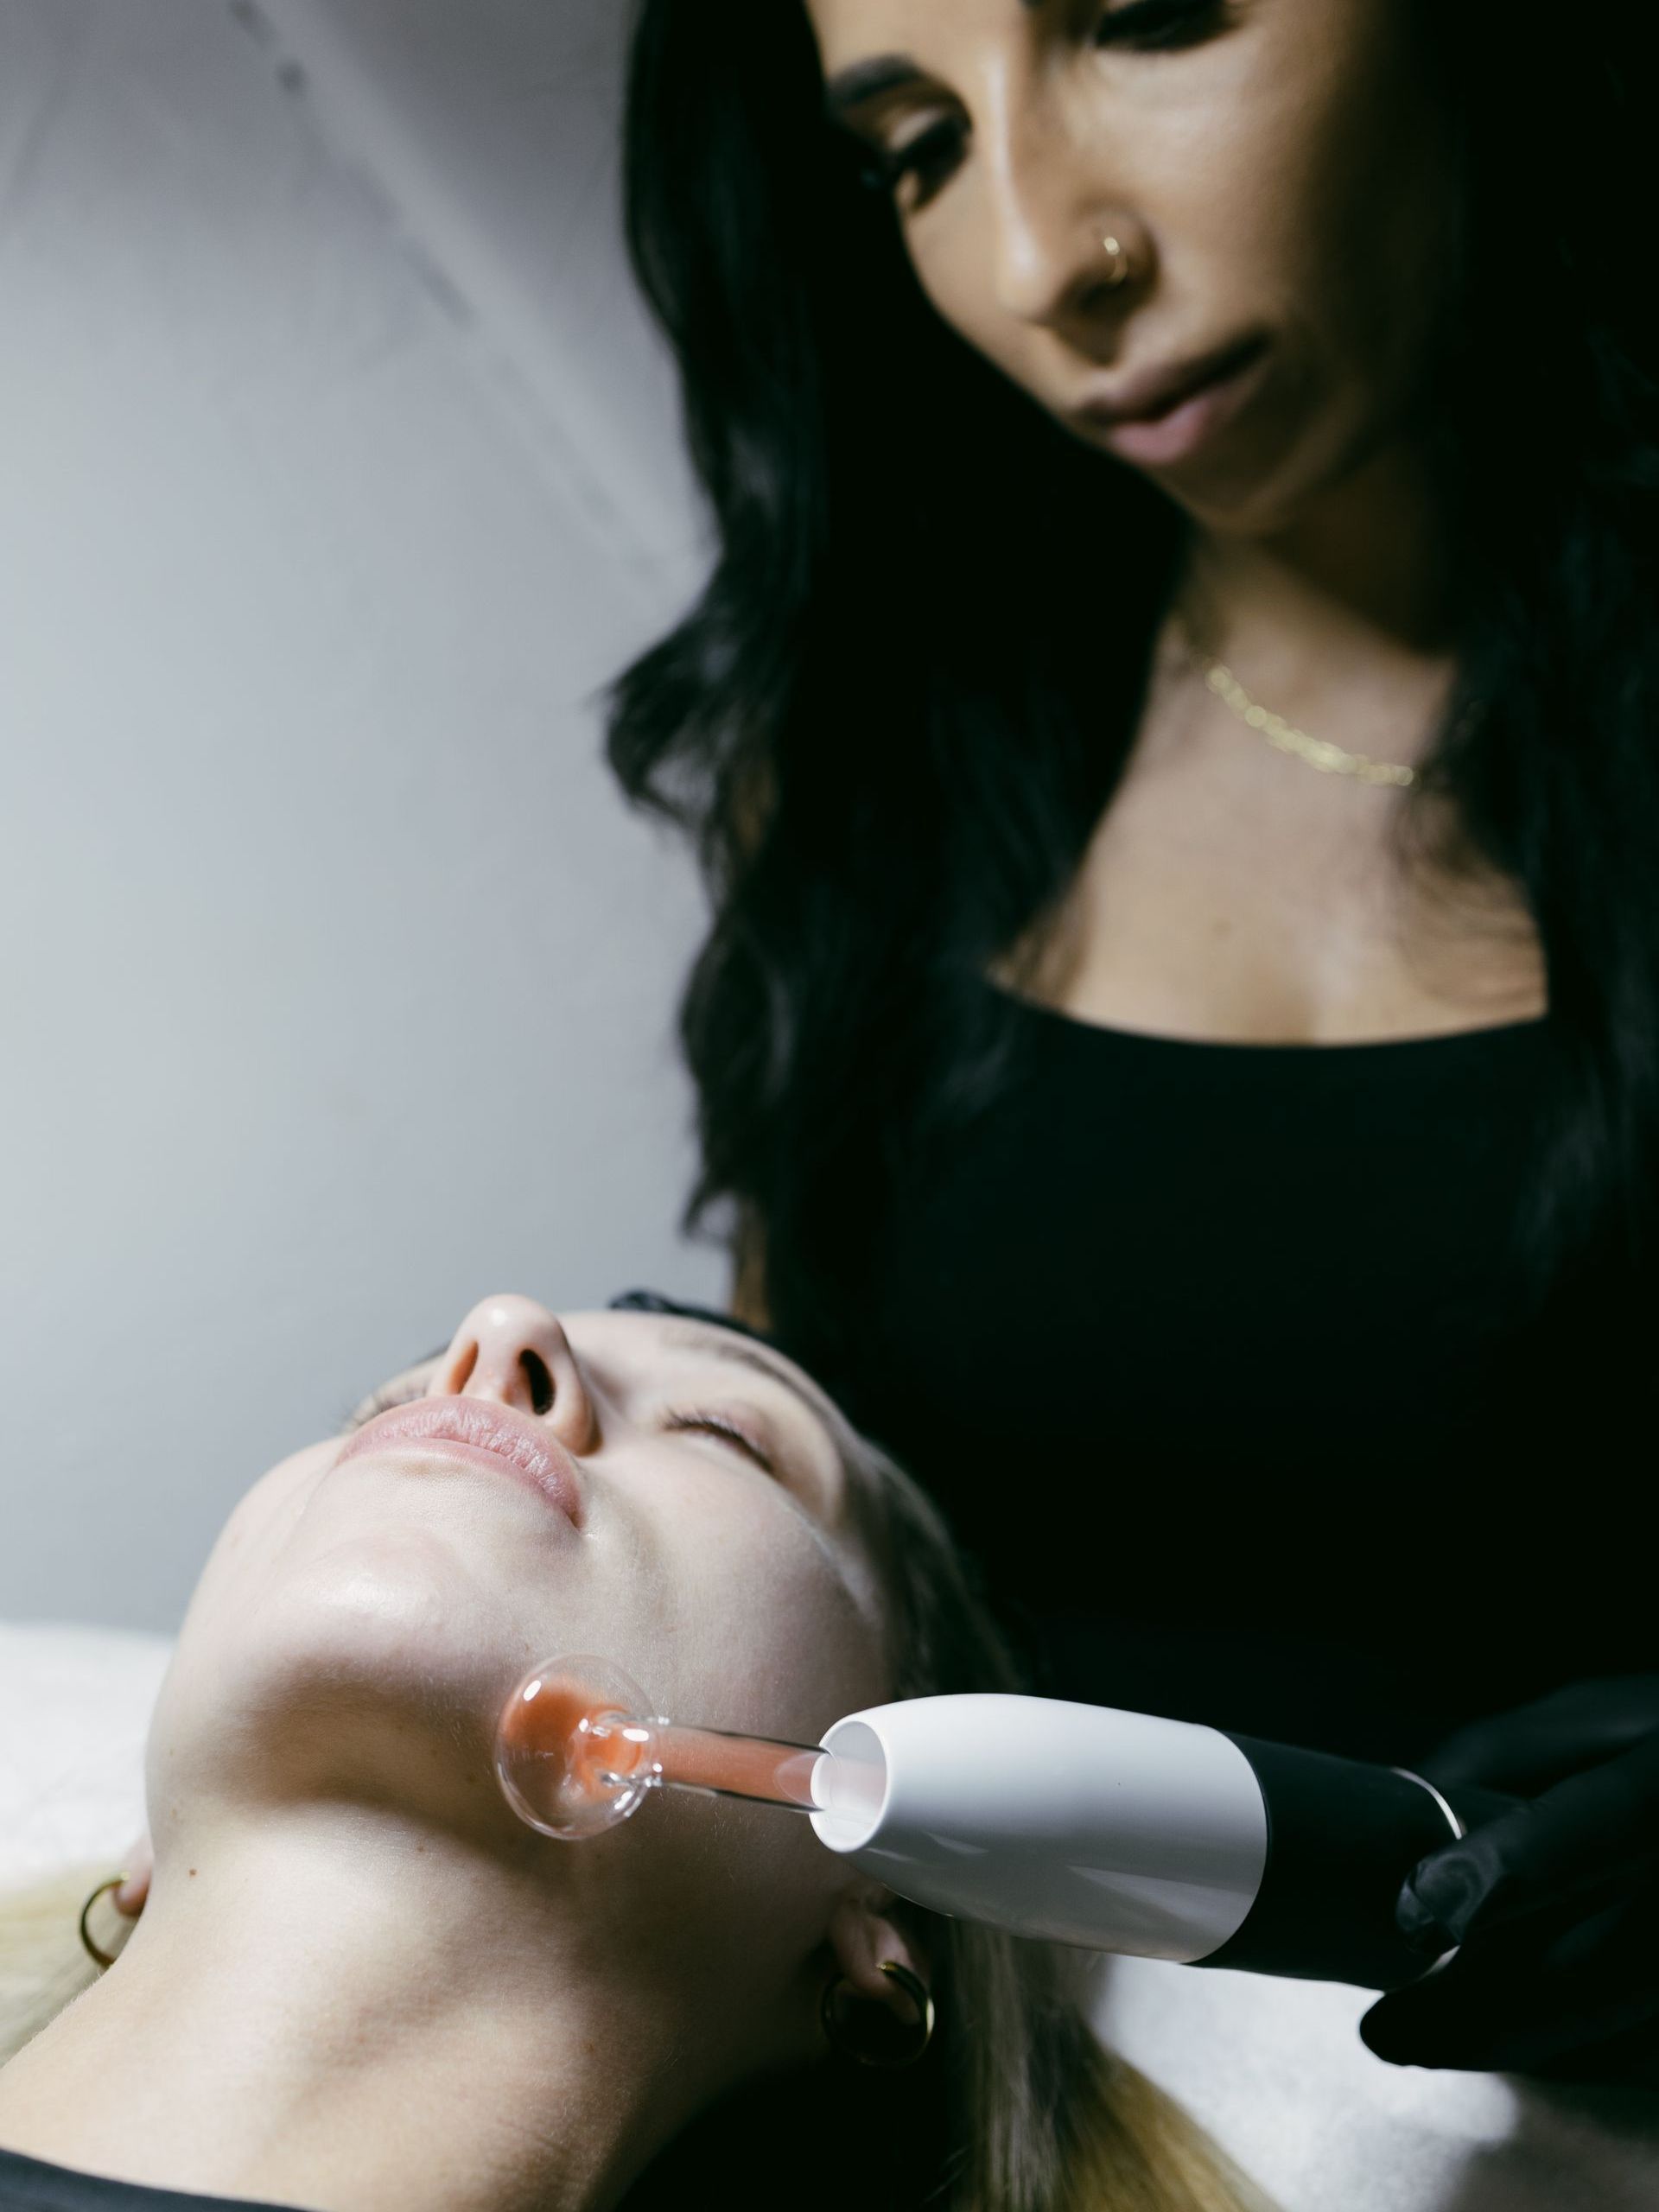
[143,1295,899,2065]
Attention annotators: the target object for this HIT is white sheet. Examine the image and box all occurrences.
[0,1622,171,1891]
[1090,1926,1659,2209]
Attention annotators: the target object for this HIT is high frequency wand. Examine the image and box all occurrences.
[495,1656,1518,1992]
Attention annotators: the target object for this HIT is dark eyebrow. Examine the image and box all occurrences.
[822,0,1053,118]
[822,54,925,120]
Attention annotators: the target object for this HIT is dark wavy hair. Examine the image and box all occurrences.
[606,0,1659,1383]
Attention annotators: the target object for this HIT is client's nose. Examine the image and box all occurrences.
[429,1294,596,1450]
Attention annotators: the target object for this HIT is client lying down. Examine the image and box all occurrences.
[0,1294,1266,2212]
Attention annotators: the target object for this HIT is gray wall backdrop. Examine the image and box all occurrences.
[0,0,727,1633]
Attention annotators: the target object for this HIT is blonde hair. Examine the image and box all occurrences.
[0,1444,1273,2212]
[797,1441,1274,2212]
[0,1866,114,2069]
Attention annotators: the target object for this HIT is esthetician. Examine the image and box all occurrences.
[606,0,1659,2083]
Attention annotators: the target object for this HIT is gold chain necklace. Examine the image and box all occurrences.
[1181,629,1419,790]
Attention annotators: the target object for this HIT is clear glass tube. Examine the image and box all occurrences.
[495,1654,825,1841]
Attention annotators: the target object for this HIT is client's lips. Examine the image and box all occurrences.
[337,1399,584,1527]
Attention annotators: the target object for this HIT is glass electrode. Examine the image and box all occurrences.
[496,1664,1519,1992]
[494,1655,843,1841]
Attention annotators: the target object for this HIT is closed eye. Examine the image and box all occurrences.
[343,1374,429,1433]
[661,1409,779,1477]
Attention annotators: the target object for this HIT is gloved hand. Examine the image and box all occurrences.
[1361,1678,1659,2084]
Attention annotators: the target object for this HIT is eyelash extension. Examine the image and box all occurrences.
[1093,0,1223,51]
[341,1389,779,1472]
[662,1409,779,1477]
[340,1374,428,1434]
[858,118,959,200]
[856,0,1223,200]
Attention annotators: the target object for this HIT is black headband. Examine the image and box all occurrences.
[607,1287,782,1354]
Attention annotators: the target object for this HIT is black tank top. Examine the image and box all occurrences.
[830,993,1650,1764]
[0,2147,293,2212]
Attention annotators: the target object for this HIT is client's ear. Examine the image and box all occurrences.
[827,1890,930,2017]
[114,1831,153,1916]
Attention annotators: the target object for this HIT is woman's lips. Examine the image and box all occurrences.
[1077,335,1270,469]
[337,1399,584,1527]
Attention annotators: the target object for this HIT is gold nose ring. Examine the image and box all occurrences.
[1100,234,1133,289]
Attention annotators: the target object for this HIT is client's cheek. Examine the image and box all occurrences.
[663,1530,881,1742]
[187,1445,336,1605]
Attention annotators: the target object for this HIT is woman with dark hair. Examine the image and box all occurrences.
[609,0,1659,2090]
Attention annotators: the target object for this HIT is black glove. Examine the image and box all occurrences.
[1360,1677,1659,2084]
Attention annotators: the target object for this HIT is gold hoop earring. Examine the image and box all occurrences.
[1099,233,1134,289]
[79,1872,133,1972]
[820,1961,937,2069]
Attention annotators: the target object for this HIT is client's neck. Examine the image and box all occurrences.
[0,1811,708,2212]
